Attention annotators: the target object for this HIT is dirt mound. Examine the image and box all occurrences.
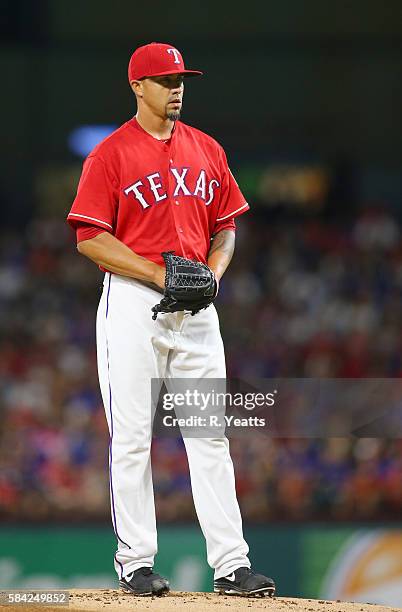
[1,590,400,612]
[67,590,401,611]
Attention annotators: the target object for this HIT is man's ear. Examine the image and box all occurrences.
[130,80,143,97]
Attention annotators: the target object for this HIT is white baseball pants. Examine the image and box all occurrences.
[96,272,250,580]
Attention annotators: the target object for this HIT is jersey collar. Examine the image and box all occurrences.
[129,116,179,144]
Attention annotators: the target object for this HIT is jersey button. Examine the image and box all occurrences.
[178,227,183,233]
[175,200,180,206]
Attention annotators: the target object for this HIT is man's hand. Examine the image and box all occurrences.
[151,252,217,320]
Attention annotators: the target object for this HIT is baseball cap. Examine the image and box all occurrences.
[128,42,203,82]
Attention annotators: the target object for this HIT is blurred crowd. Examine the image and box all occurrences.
[0,207,402,522]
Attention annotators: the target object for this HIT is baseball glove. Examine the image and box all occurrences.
[151,251,217,320]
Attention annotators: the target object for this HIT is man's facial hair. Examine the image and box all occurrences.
[167,110,181,121]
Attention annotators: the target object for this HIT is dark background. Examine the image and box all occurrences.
[1,0,402,224]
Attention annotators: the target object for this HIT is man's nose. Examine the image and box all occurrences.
[171,83,183,93]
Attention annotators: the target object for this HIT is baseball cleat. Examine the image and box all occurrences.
[214,566,275,597]
[119,567,170,596]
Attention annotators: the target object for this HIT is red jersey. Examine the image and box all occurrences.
[67,117,249,266]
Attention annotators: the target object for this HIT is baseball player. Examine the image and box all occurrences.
[67,42,275,598]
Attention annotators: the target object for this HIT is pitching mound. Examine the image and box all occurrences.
[1,590,399,612]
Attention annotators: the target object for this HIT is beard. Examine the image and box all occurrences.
[166,110,181,121]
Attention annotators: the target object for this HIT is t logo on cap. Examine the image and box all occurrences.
[167,48,181,64]
[127,42,203,82]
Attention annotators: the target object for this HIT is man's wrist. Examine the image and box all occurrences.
[152,264,166,289]
[208,264,222,281]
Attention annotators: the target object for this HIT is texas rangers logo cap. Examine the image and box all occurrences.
[128,42,203,82]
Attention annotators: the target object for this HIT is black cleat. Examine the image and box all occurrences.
[119,567,170,596]
[214,566,275,597]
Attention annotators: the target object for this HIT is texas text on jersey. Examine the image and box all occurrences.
[67,117,249,266]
